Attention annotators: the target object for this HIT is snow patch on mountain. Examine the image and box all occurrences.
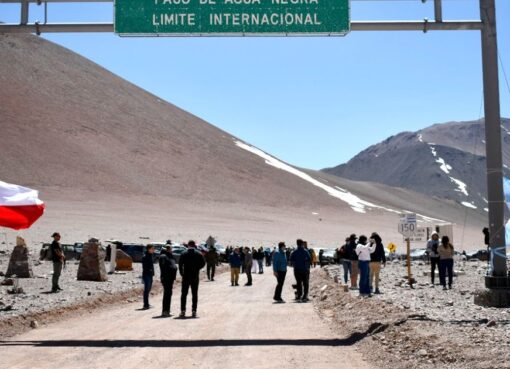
[461,201,477,209]
[450,177,469,196]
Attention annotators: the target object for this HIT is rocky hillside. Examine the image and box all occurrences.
[323,118,510,212]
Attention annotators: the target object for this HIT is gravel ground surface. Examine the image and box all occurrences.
[311,261,510,369]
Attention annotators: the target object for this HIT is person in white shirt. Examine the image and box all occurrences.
[356,235,376,296]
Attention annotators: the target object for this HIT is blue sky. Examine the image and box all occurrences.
[2,0,510,169]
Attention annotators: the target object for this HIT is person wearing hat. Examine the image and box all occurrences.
[178,240,206,318]
[346,234,359,289]
[159,245,177,317]
[272,242,288,303]
[426,231,440,286]
[50,232,65,293]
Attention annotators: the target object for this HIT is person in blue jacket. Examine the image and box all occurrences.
[229,247,242,286]
[272,242,288,303]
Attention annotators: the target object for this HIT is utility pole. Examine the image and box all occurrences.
[474,0,510,307]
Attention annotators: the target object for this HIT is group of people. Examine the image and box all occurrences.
[47,229,460,318]
[225,239,321,302]
[143,241,206,318]
[426,232,456,290]
[224,246,267,273]
[334,233,387,297]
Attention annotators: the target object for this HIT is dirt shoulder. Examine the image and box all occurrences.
[310,264,510,369]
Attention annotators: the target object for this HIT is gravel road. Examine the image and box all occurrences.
[0,268,372,369]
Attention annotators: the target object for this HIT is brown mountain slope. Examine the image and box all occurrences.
[0,33,342,208]
[0,34,486,247]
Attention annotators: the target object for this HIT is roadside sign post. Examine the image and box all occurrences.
[398,214,417,288]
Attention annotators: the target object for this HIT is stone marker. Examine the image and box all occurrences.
[115,249,133,271]
[77,239,108,281]
[5,236,33,278]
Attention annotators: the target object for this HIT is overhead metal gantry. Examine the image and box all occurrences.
[0,0,484,33]
[0,0,508,305]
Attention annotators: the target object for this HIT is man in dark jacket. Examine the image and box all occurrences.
[290,239,311,302]
[205,246,219,281]
[178,240,206,318]
[346,234,359,289]
[159,246,177,317]
[229,247,242,286]
[369,232,386,294]
[273,242,288,303]
[50,232,65,293]
[141,245,155,310]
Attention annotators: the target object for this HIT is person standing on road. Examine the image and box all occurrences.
[369,232,386,294]
[273,242,288,303]
[290,239,311,302]
[310,247,318,268]
[159,246,177,317]
[346,234,359,290]
[244,247,253,286]
[205,246,219,281]
[229,247,242,286]
[426,232,440,286]
[178,240,206,318]
[356,235,376,297]
[339,238,351,284]
[50,232,65,293]
[141,245,155,310]
[438,236,455,290]
[257,247,264,274]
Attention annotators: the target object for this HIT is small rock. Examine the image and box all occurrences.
[417,349,428,357]
[487,320,497,327]
[87,291,92,296]
[320,285,328,292]
[30,320,39,329]
[446,301,454,306]
[320,294,328,301]
[1,278,14,286]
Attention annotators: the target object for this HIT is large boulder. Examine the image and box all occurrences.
[115,249,133,271]
[5,237,33,278]
[77,240,107,281]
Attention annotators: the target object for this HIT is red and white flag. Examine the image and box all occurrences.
[0,180,45,230]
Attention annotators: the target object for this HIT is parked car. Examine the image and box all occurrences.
[39,243,81,261]
[214,244,227,262]
[320,248,337,265]
[466,249,489,261]
[409,248,428,261]
[119,243,149,263]
[171,244,188,263]
[146,242,167,261]
[74,243,84,260]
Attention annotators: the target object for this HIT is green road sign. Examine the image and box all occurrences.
[114,0,350,36]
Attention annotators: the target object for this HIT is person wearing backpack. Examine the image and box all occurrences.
[159,246,177,317]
